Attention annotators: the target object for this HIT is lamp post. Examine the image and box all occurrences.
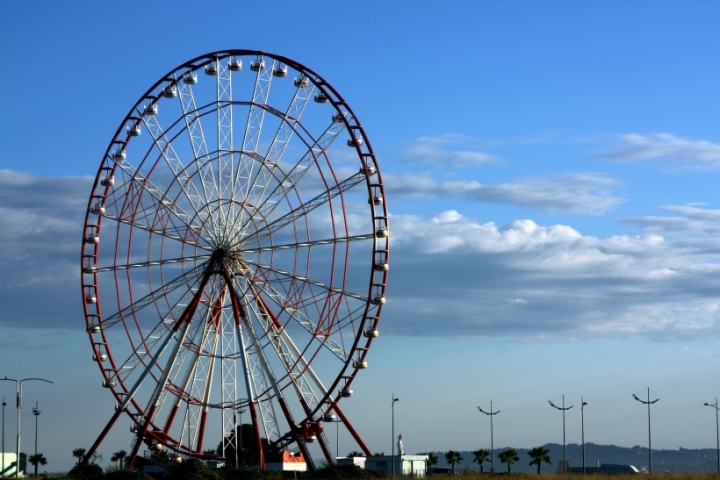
[322,413,341,461]
[235,400,247,468]
[2,396,6,479]
[632,388,659,474]
[391,394,399,477]
[581,398,587,474]
[32,403,40,457]
[704,398,719,474]
[549,395,573,474]
[0,377,53,478]
[477,402,500,473]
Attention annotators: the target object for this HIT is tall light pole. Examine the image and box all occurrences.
[581,398,587,474]
[549,395,573,474]
[322,413,341,461]
[477,402,500,473]
[235,400,247,468]
[0,377,53,478]
[704,398,720,474]
[2,397,6,479]
[632,388,659,474]
[391,394,399,477]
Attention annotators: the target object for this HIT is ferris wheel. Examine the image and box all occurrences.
[80,50,389,469]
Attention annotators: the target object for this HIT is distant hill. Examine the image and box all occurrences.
[427,443,718,473]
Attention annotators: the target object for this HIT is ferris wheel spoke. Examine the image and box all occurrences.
[100,212,213,251]
[139,108,215,233]
[102,157,204,243]
[241,257,366,303]
[239,233,374,254]
[100,260,208,330]
[232,118,348,240]
[246,171,366,247]
[94,254,212,273]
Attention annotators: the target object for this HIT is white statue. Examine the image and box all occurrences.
[397,434,404,456]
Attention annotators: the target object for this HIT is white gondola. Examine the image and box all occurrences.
[86,294,97,304]
[85,234,99,244]
[340,388,353,398]
[371,296,386,305]
[374,263,389,272]
[322,413,336,422]
[87,325,101,334]
[375,227,389,238]
[205,63,218,75]
[127,125,141,137]
[354,360,368,369]
[360,164,376,176]
[183,73,198,85]
[250,60,265,72]
[273,65,288,77]
[363,329,379,338]
[112,149,126,161]
[101,176,114,187]
[144,104,158,116]
[332,112,346,123]
[294,76,309,87]
[103,380,116,388]
[347,136,363,147]
[228,59,243,71]
[370,195,383,205]
[93,353,107,362]
[83,264,98,274]
[91,204,106,215]
[163,87,178,98]
[314,92,329,103]
[305,435,317,443]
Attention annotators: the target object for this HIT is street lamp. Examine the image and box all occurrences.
[391,394,399,477]
[0,377,53,478]
[632,388,659,474]
[322,413,341,461]
[235,400,247,468]
[2,397,6,479]
[704,398,719,474]
[581,398,588,474]
[477,402,500,473]
[549,395,573,474]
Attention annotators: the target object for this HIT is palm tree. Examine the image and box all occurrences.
[472,448,490,473]
[445,450,463,472]
[347,451,365,457]
[498,448,519,473]
[72,448,87,466]
[29,453,47,476]
[527,446,552,474]
[111,450,128,469]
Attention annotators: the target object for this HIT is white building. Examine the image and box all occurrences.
[265,451,307,472]
[364,455,429,477]
[1,453,24,477]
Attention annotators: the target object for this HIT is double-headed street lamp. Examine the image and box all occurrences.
[477,402,500,473]
[704,398,720,474]
[391,394,399,477]
[632,388,659,474]
[549,395,573,474]
[0,377,53,478]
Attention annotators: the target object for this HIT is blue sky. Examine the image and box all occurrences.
[1,0,720,473]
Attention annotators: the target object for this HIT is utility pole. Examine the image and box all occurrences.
[549,395,574,474]
[32,403,40,457]
[477,402,500,473]
[632,388,659,474]
[2,397,6,479]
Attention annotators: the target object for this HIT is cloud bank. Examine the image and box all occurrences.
[603,133,720,170]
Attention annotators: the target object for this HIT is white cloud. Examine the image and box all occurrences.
[602,133,720,170]
[401,134,498,166]
[386,172,622,215]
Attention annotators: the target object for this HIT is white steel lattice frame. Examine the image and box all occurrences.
[80,50,389,471]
